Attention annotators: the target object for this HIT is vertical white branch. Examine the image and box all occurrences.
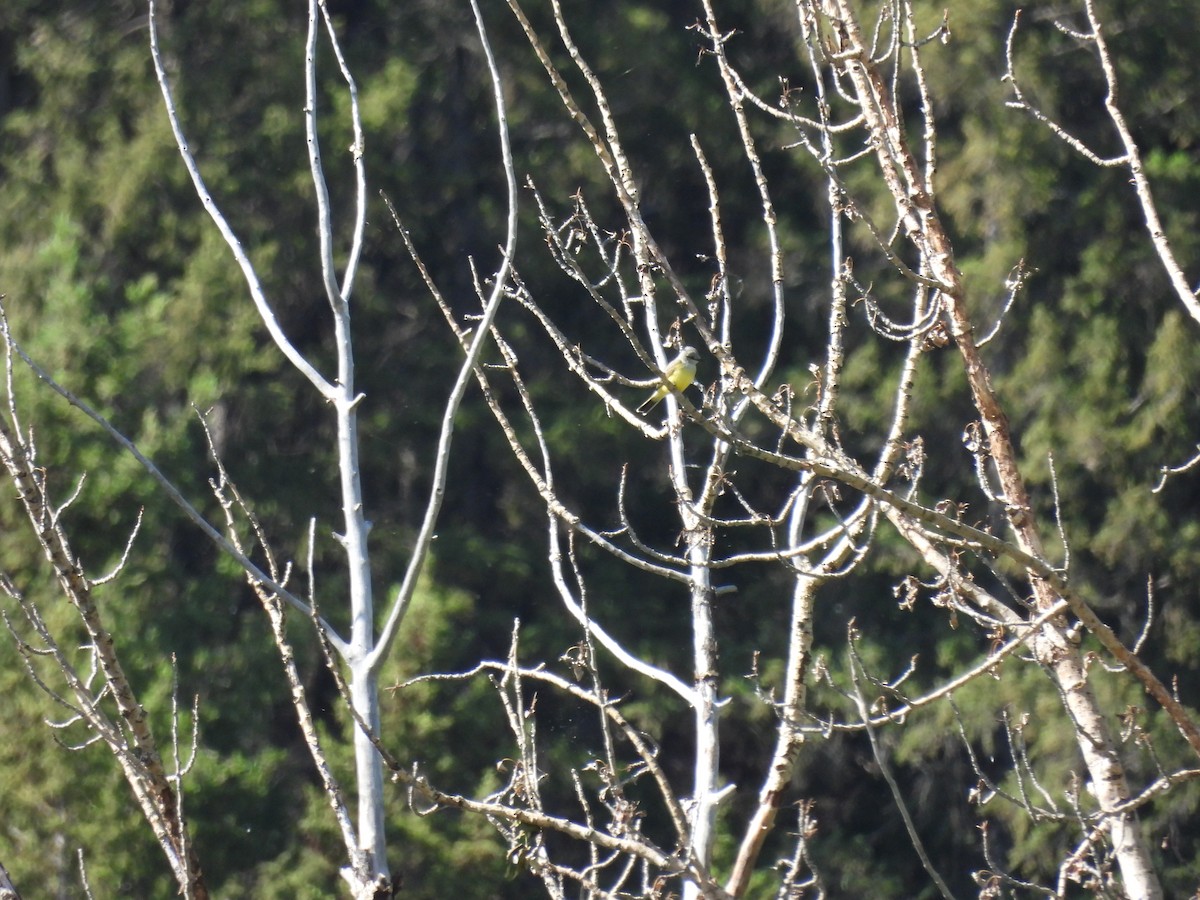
[299,0,387,882]
[154,0,386,885]
[315,0,369,302]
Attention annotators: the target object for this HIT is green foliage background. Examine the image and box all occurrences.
[1,0,1199,896]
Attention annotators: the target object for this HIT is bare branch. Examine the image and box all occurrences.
[848,633,954,900]
[147,0,333,397]
[2,326,345,654]
[371,0,519,668]
[1005,3,1200,327]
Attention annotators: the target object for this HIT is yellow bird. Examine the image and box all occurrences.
[637,346,701,414]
